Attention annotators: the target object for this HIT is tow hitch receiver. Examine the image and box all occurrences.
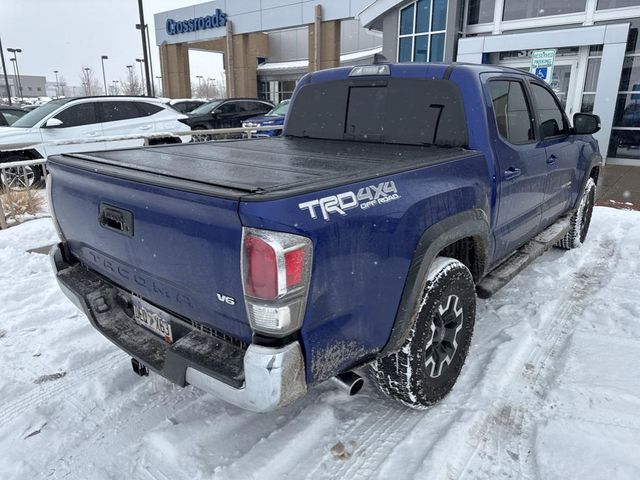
[131,358,149,377]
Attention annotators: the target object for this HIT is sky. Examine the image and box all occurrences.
[1,0,224,96]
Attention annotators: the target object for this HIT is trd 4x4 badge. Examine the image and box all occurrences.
[298,181,401,221]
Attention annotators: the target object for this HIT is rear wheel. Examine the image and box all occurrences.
[0,155,44,191]
[556,178,596,250]
[191,126,211,143]
[370,257,476,409]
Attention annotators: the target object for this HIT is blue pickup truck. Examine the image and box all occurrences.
[48,63,601,412]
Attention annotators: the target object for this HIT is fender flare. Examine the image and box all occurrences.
[572,151,602,210]
[380,209,491,356]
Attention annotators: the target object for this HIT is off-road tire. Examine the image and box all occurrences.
[556,178,596,250]
[370,257,476,409]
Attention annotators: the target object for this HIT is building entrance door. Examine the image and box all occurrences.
[498,57,581,117]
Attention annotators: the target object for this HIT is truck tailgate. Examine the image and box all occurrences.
[47,157,251,343]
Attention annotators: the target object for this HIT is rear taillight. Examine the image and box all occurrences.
[242,228,313,336]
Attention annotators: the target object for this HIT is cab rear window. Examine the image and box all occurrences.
[286,78,468,147]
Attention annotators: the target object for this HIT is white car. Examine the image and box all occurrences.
[0,96,191,187]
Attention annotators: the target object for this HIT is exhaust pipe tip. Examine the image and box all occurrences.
[331,371,364,396]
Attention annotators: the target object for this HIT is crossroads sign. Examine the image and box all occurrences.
[530,49,556,84]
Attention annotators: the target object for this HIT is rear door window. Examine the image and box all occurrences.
[217,102,239,114]
[489,80,535,144]
[136,102,164,116]
[53,103,98,127]
[100,101,144,122]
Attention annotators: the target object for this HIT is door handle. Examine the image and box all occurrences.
[139,125,153,130]
[504,167,522,181]
[547,154,557,165]
[87,131,100,137]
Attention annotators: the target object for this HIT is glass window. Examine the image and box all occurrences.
[503,0,587,21]
[467,0,495,25]
[217,102,239,114]
[490,81,534,144]
[400,4,415,35]
[530,83,568,137]
[136,102,164,116]
[430,33,445,62]
[619,56,640,92]
[399,37,413,62]
[397,0,447,63]
[100,101,143,122]
[613,94,640,128]
[583,58,601,92]
[597,0,640,9]
[54,103,98,127]
[345,86,387,139]
[432,0,448,30]
[609,130,640,160]
[416,0,431,33]
[581,94,596,114]
[415,36,429,62]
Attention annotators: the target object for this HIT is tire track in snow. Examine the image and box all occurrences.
[452,238,618,480]
[0,350,127,426]
[313,238,618,480]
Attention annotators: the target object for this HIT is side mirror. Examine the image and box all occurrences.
[573,113,600,135]
[44,117,63,128]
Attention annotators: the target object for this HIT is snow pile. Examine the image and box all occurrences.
[1,207,639,479]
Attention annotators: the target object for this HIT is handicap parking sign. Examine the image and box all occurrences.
[535,67,548,79]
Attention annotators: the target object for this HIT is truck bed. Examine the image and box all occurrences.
[50,137,478,200]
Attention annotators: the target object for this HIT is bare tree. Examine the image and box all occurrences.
[121,69,143,96]
[108,83,120,95]
[191,78,224,99]
[79,67,101,96]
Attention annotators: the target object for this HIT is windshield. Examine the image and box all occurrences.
[190,100,223,115]
[267,100,290,116]
[11,99,72,128]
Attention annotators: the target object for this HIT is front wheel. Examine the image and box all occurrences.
[370,257,476,409]
[556,178,596,250]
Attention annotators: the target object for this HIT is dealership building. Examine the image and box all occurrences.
[155,0,640,164]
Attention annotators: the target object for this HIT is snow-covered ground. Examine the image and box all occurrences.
[1,207,640,480]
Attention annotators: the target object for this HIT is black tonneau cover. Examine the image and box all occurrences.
[52,138,478,201]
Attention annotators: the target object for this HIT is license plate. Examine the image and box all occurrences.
[132,297,174,343]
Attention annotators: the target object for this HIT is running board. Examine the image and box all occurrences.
[476,214,572,299]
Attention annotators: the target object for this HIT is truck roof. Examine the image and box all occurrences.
[300,62,539,84]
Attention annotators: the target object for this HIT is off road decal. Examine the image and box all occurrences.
[298,181,401,221]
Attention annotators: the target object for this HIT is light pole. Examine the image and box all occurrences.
[136,0,152,97]
[100,55,108,95]
[196,75,203,97]
[112,80,120,95]
[7,48,23,102]
[136,58,145,95]
[83,67,92,95]
[53,70,60,97]
[0,36,11,104]
[137,23,155,96]
[155,75,162,97]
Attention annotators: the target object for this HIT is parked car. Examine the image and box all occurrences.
[182,98,274,141]
[0,105,27,126]
[242,99,290,137]
[49,63,601,412]
[0,96,191,188]
[167,98,208,114]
